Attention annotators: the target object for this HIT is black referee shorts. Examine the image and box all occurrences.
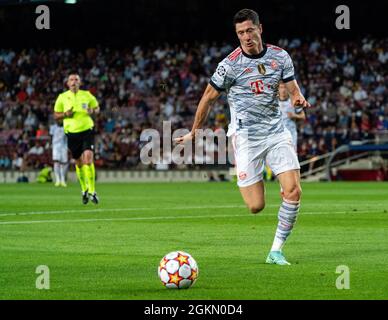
[66,129,95,160]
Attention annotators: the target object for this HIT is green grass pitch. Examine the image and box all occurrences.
[0,181,387,300]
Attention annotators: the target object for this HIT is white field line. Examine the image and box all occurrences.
[0,205,250,217]
[0,214,248,225]
[0,203,383,218]
[0,210,382,226]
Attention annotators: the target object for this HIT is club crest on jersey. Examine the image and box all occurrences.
[258,64,266,75]
[82,103,88,109]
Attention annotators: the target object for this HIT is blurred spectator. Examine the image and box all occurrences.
[0,37,387,170]
[28,141,44,155]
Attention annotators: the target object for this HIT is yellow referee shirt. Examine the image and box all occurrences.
[54,90,98,134]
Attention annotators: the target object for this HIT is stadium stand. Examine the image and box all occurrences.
[0,37,387,172]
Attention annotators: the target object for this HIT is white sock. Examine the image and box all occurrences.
[59,163,67,183]
[54,162,61,183]
[271,198,300,252]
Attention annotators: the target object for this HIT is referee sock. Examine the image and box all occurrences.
[271,198,300,252]
[84,163,96,194]
[76,164,88,193]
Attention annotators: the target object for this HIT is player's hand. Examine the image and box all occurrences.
[287,112,294,119]
[174,132,193,145]
[292,94,311,109]
[64,107,74,118]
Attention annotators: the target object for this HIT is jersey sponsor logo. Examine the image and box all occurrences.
[250,80,265,95]
[258,64,266,75]
[216,65,226,77]
[243,67,253,74]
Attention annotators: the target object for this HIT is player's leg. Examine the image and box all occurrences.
[53,160,61,186]
[75,157,88,192]
[68,133,89,203]
[52,147,61,186]
[265,132,301,265]
[82,150,98,204]
[59,147,68,186]
[81,130,98,204]
[231,133,266,213]
[59,162,67,186]
[231,132,265,213]
[269,169,301,257]
[75,157,89,204]
[239,181,265,213]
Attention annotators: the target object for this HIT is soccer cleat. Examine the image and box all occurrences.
[82,191,89,205]
[89,192,99,205]
[60,182,67,187]
[54,181,60,187]
[265,251,291,265]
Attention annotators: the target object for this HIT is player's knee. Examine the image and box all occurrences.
[248,202,265,214]
[82,151,94,164]
[75,159,83,167]
[283,186,302,202]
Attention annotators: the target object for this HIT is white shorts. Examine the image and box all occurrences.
[285,127,298,150]
[231,130,300,187]
[52,146,68,163]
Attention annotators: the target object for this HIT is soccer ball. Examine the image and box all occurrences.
[158,251,199,289]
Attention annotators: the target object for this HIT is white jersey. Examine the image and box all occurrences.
[210,44,295,139]
[279,98,297,133]
[50,124,68,162]
[50,124,67,148]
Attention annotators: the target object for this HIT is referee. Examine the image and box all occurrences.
[54,73,100,204]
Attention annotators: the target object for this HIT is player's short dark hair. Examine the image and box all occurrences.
[233,9,260,26]
[66,73,81,82]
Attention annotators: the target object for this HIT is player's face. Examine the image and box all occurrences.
[278,83,288,100]
[235,20,263,55]
[67,74,81,92]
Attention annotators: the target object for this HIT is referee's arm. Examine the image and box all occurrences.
[54,95,73,120]
[54,109,73,120]
[87,105,100,115]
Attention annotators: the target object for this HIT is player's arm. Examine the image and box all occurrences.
[293,110,306,120]
[284,80,311,109]
[288,109,306,121]
[174,84,221,144]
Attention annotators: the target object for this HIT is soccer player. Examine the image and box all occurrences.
[278,82,306,150]
[49,119,68,187]
[175,9,310,265]
[53,73,100,204]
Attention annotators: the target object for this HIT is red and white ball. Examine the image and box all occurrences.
[158,251,199,289]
